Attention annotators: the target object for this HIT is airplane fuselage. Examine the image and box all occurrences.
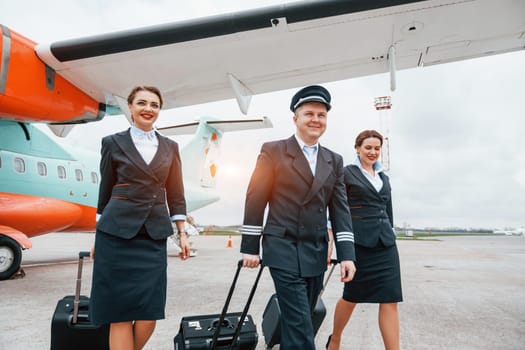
[0,121,99,236]
[0,120,222,238]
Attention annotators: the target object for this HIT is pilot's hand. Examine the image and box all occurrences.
[90,245,95,260]
[242,254,260,268]
[340,260,356,282]
[178,233,190,261]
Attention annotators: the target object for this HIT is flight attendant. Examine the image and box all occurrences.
[90,86,190,350]
[327,130,402,350]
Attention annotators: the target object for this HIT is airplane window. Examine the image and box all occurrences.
[37,162,47,176]
[14,158,26,173]
[57,165,66,179]
[75,169,83,182]
[91,171,99,184]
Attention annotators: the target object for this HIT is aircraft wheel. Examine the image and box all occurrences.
[0,236,22,280]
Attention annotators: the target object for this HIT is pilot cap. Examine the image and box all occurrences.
[290,85,331,112]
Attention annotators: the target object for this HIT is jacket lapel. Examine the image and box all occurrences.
[113,129,160,181]
[148,132,170,174]
[348,164,383,201]
[378,171,391,197]
[302,146,332,205]
[287,136,313,186]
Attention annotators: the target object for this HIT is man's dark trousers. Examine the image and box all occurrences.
[270,267,324,350]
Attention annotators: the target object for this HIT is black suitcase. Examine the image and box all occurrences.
[261,260,338,349]
[174,260,263,349]
[50,251,109,350]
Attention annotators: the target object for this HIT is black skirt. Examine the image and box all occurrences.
[89,228,167,325]
[343,243,402,303]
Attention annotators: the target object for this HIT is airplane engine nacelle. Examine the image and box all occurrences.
[0,25,105,123]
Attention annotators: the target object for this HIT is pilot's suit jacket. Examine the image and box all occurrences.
[344,164,395,248]
[96,129,186,240]
[241,136,355,277]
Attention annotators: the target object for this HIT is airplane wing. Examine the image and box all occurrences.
[3,0,525,122]
[157,116,273,136]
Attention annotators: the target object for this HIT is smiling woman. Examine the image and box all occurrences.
[127,86,163,130]
[89,85,189,350]
[327,129,402,350]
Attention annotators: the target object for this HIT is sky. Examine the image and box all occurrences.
[2,1,524,230]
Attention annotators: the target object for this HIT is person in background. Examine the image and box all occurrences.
[168,215,199,257]
[90,86,190,350]
[240,85,356,350]
[327,129,402,350]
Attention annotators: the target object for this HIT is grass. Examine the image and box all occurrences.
[396,231,501,240]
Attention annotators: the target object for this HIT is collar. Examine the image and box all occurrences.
[131,125,156,141]
[294,134,319,151]
[351,155,384,173]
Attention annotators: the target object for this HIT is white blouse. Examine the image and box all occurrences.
[130,125,158,165]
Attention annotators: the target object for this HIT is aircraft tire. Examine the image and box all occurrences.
[0,236,22,280]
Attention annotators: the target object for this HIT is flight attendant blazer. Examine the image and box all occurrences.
[344,164,395,248]
[96,129,186,240]
[241,136,355,277]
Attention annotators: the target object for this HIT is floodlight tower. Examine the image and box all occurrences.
[374,96,392,172]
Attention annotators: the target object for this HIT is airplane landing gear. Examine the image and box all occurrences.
[0,236,22,280]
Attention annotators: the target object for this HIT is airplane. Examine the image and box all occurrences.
[1,0,524,280]
[493,227,525,236]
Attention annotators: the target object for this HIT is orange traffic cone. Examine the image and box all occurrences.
[227,235,233,248]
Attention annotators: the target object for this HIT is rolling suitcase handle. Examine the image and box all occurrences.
[73,251,90,324]
[209,260,243,347]
[210,259,264,350]
[229,261,264,350]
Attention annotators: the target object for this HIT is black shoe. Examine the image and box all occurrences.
[326,334,332,349]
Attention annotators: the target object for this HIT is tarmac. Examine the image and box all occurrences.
[1,233,524,350]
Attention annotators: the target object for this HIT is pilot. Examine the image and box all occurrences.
[240,85,356,349]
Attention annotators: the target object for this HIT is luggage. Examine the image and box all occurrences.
[174,260,263,349]
[261,260,338,349]
[50,251,109,350]
[174,312,258,350]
